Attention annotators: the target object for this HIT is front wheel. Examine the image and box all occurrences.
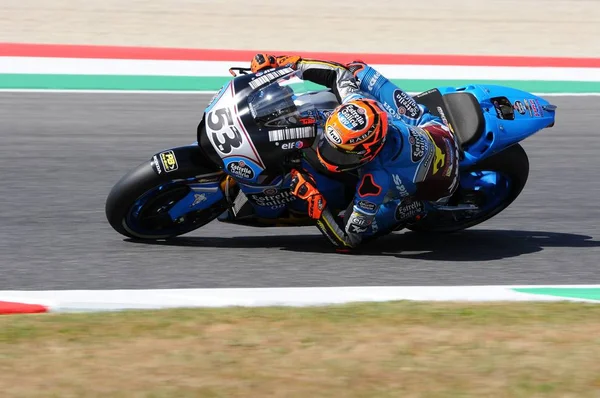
[105,147,229,240]
[407,143,529,233]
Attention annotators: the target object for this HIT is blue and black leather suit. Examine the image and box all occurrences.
[251,56,461,249]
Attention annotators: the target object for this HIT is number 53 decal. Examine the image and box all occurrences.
[207,107,243,155]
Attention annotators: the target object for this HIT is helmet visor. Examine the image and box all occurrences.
[317,134,364,171]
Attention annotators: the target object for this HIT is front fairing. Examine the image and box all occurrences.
[198,68,325,185]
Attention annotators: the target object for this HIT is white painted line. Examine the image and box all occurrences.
[2,57,600,81]
[532,92,600,96]
[0,285,598,313]
[0,89,598,97]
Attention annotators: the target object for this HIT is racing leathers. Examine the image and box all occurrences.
[303,119,461,250]
[312,61,461,250]
[252,55,460,250]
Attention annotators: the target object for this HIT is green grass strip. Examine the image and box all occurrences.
[2,74,600,93]
[514,288,600,301]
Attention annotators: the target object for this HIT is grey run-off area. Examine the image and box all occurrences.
[2,0,599,57]
[0,93,599,290]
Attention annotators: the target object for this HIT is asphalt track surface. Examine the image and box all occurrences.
[1,93,599,290]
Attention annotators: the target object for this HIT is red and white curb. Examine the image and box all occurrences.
[1,285,599,315]
[0,301,48,314]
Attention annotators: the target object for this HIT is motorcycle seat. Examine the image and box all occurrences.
[442,92,485,148]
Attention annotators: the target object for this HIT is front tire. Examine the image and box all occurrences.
[105,160,228,240]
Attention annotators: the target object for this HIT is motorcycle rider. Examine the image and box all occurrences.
[250,54,460,251]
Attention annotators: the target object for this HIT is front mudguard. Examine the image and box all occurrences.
[105,144,227,239]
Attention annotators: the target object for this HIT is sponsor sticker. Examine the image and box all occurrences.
[442,138,455,177]
[347,211,372,234]
[247,188,297,207]
[326,126,343,145]
[392,174,410,198]
[226,159,255,180]
[190,193,207,207]
[394,199,424,221]
[348,131,371,144]
[437,106,450,127]
[367,71,381,91]
[280,141,304,150]
[357,200,377,213]
[382,101,398,118]
[263,187,278,196]
[529,99,543,117]
[514,101,527,115]
[408,127,429,163]
[393,90,420,119]
[249,67,294,89]
[159,150,178,173]
[338,103,368,131]
[268,126,315,142]
[152,155,162,175]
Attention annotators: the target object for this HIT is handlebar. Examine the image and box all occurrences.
[228,67,252,77]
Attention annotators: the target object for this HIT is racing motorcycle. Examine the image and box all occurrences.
[105,65,557,241]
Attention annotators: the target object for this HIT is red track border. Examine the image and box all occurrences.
[0,300,48,315]
[2,43,600,68]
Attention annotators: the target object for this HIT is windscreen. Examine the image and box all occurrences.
[247,68,321,129]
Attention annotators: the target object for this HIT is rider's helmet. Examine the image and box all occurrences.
[317,99,388,172]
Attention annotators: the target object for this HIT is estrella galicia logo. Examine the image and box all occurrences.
[247,188,296,207]
[225,158,260,181]
[338,103,368,131]
[393,90,420,119]
[408,128,429,163]
[394,200,424,221]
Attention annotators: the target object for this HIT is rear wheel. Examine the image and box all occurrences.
[105,161,229,240]
[407,143,529,233]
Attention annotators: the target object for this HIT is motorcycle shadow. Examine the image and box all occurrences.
[126,229,600,262]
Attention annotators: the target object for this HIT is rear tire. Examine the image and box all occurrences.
[407,143,529,233]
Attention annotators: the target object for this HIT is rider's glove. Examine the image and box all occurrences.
[290,169,327,219]
[251,53,279,73]
[346,60,367,79]
[251,54,302,73]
